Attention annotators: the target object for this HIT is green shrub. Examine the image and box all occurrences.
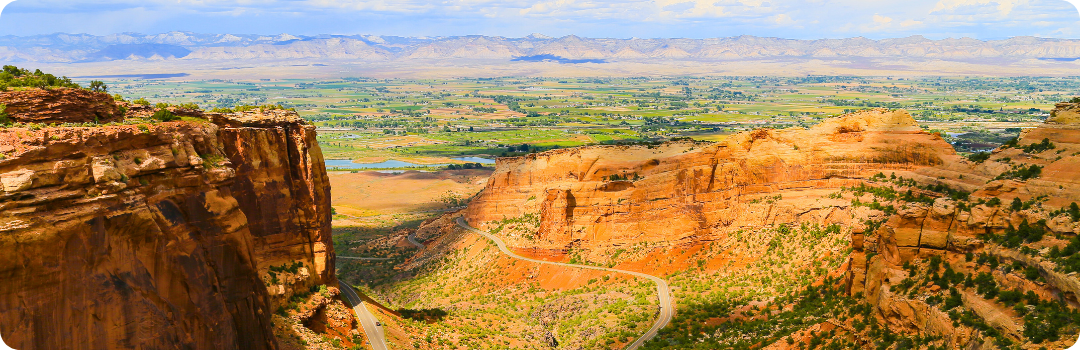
[1001,137,1019,148]
[152,108,179,122]
[966,152,991,163]
[132,98,150,106]
[89,80,107,93]
[0,103,9,126]
[0,65,81,90]
[995,164,1042,181]
[1022,138,1055,153]
[985,220,1046,248]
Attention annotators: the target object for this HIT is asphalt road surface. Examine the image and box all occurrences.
[338,281,389,350]
[456,217,672,350]
[406,230,426,249]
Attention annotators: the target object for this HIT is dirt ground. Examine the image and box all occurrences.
[328,169,492,219]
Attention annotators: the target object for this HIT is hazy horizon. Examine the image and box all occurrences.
[0,0,1078,40]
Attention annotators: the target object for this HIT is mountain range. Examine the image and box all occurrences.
[5,32,1080,63]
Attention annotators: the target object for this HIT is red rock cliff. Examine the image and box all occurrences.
[0,109,333,349]
[460,106,1080,348]
[464,108,955,252]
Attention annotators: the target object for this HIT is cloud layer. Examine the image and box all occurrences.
[0,0,1077,38]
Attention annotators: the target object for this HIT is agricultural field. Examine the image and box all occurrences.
[97,76,1077,166]
[91,76,1080,349]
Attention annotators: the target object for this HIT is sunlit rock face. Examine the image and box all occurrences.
[462,105,1080,348]
[0,101,333,350]
[465,109,954,252]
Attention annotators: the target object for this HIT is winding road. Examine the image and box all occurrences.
[338,281,389,350]
[335,227,427,349]
[455,217,673,350]
[406,230,426,249]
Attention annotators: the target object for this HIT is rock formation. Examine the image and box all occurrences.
[457,105,1080,348]
[465,108,954,253]
[0,92,334,350]
[0,88,122,124]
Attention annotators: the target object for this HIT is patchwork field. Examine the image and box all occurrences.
[93,76,1067,167]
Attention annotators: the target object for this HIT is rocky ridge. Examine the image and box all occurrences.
[0,89,335,350]
[7,33,1080,63]
[452,105,1080,348]
[465,108,953,254]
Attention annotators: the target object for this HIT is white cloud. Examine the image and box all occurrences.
[774,13,796,25]
[931,0,1026,16]
[901,19,924,27]
[873,14,893,24]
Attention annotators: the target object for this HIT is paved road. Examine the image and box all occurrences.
[406,230,426,249]
[455,217,672,350]
[338,281,389,350]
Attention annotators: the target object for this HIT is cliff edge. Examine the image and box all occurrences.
[0,90,334,350]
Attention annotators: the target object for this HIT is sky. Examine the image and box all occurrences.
[0,0,1078,39]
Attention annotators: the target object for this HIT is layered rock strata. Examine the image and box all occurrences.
[0,88,121,124]
[460,105,1080,348]
[846,103,1080,347]
[465,108,954,252]
[0,107,333,349]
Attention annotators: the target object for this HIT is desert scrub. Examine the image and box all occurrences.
[994,164,1042,181]
[200,154,226,169]
[0,103,10,126]
[0,65,82,90]
[979,219,1046,248]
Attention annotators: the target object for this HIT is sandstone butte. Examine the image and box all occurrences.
[448,104,1080,348]
[0,88,334,350]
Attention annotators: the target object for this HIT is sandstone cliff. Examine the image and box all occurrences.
[465,108,954,254]
[457,106,1080,348]
[0,88,122,124]
[0,98,334,349]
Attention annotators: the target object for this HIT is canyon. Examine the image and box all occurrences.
[1,82,1079,349]
[393,104,1080,348]
[0,89,342,349]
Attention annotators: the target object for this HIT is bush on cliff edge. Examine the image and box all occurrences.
[0,65,83,90]
[152,108,180,122]
[0,104,9,126]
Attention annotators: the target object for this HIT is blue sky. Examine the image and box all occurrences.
[0,0,1078,39]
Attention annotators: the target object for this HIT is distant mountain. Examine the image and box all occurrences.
[2,32,1080,63]
[86,44,191,61]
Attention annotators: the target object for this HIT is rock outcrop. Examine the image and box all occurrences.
[0,101,333,349]
[0,88,122,124]
[464,109,955,253]
[843,103,1080,348]
[458,105,1080,348]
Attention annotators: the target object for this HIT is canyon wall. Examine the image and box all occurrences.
[0,97,333,350]
[461,105,1080,348]
[845,102,1080,347]
[465,108,956,252]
